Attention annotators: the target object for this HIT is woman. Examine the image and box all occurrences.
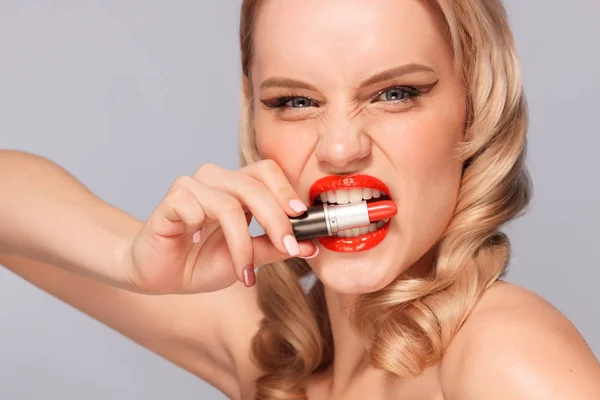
[1,0,599,399]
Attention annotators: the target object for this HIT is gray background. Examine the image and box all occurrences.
[0,1,598,399]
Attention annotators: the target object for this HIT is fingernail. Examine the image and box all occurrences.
[288,199,307,214]
[242,266,256,287]
[283,234,301,257]
[192,231,202,244]
[300,245,319,260]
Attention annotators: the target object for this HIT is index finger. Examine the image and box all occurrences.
[243,159,307,216]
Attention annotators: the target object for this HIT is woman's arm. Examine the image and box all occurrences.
[0,149,138,288]
[0,150,315,295]
[0,150,263,397]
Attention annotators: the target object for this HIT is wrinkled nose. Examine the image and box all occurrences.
[314,117,372,173]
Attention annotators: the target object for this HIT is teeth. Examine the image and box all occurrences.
[338,230,350,238]
[327,191,336,204]
[376,219,388,229]
[349,189,363,203]
[318,188,387,205]
[333,220,390,238]
[335,190,349,204]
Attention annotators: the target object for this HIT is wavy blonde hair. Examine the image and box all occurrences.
[238,0,532,398]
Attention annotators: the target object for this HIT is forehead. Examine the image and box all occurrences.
[252,0,451,83]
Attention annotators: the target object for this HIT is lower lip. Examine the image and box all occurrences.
[317,218,392,252]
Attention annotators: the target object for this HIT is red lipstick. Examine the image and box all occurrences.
[297,174,397,252]
[367,200,396,221]
[289,200,397,241]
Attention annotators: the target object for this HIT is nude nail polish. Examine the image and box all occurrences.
[192,231,202,244]
[283,235,301,257]
[289,199,308,214]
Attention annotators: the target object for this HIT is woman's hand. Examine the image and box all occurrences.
[126,160,317,294]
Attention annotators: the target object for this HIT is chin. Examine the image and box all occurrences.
[309,228,411,294]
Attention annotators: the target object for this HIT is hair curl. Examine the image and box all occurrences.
[238,0,532,398]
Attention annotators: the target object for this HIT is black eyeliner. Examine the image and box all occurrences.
[261,95,317,109]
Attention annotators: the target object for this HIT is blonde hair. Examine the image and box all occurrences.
[239,0,532,398]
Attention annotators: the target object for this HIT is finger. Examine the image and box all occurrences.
[243,159,307,215]
[194,166,302,259]
[180,180,255,286]
[251,235,319,267]
[181,235,319,293]
[152,186,206,239]
[226,175,302,258]
[194,161,307,216]
[134,186,207,293]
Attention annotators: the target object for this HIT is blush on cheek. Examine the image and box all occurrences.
[254,121,315,186]
[410,147,462,255]
[381,120,460,170]
[381,116,463,255]
[399,124,463,217]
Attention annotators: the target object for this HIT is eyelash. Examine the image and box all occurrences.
[262,86,424,110]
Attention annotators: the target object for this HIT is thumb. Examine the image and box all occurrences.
[251,234,319,267]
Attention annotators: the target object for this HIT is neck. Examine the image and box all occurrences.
[323,289,368,392]
[318,249,437,392]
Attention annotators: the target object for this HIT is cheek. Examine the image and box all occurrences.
[381,107,463,181]
[406,128,463,222]
[254,112,316,187]
[379,103,464,241]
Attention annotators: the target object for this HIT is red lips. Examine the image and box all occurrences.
[309,174,394,252]
[309,174,392,205]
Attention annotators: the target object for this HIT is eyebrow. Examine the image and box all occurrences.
[259,63,436,91]
[259,77,317,91]
[359,63,436,88]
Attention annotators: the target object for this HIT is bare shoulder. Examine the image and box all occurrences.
[440,281,600,400]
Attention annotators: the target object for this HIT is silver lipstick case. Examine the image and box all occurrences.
[290,201,371,241]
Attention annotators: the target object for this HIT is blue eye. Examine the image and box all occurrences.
[262,95,317,109]
[377,87,410,102]
[261,85,423,111]
[287,97,314,108]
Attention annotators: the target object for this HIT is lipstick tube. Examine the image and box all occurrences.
[289,200,397,241]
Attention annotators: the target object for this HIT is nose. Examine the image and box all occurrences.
[314,116,372,173]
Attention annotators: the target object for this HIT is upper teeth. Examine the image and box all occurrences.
[319,188,384,205]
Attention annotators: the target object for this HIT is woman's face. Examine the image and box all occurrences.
[252,0,466,294]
